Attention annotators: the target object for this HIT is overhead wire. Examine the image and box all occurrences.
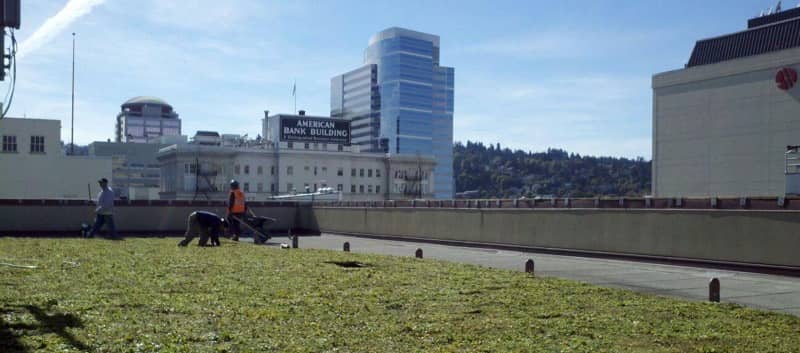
[0,28,17,119]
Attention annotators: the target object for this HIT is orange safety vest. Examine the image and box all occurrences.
[230,189,246,213]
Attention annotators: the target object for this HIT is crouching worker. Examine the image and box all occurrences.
[178,211,227,247]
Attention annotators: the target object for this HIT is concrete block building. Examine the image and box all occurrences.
[89,138,187,200]
[0,118,111,199]
[653,8,800,197]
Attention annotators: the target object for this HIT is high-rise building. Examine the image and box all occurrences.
[331,64,380,151]
[115,96,181,143]
[332,27,454,199]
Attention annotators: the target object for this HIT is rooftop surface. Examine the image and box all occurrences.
[2,237,797,352]
[291,233,800,316]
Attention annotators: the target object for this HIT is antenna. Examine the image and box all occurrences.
[776,0,782,12]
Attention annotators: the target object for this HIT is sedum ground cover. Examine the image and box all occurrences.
[0,237,798,353]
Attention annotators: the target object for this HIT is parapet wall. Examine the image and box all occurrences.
[3,197,800,270]
[0,199,315,235]
[312,200,800,269]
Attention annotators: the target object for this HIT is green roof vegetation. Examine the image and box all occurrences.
[1,238,797,352]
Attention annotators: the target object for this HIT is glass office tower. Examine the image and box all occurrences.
[331,64,381,152]
[332,27,454,198]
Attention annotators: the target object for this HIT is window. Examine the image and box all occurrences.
[257,166,263,175]
[304,143,309,149]
[313,183,318,191]
[287,142,294,149]
[360,169,364,177]
[322,166,327,175]
[287,183,294,193]
[304,183,309,192]
[368,169,373,177]
[271,183,275,193]
[234,165,240,175]
[338,144,343,152]
[314,166,318,176]
[30,136,45,153]
[351,168,356,177]
[351,185,356,193]
[337,184,343,191]
[376,169,381,178]
[271,166,275,175]
[337,168,343,176]
[359,185,364,193]
[257,183,263,192]
[2,135,17,152]
[287,166,293,175]
[313,143,318,149]
[323,143,327,150]
[368,185,373,193]
[184,163,196,174]
[376,185,381,194]
[243,183,250,192]
[244,165,250,174]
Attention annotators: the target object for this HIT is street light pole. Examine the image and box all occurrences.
[70,32,75,155]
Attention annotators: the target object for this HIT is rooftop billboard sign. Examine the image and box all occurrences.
[280,116,351,145]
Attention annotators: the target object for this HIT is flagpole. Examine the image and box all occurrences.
[293,79,297,114]
[70,32,75,156]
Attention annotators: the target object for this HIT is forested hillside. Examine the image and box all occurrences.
[454,141,651,198]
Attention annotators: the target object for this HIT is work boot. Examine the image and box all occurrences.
[177,239,189,247]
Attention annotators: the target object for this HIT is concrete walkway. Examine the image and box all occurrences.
[260,233,800,316]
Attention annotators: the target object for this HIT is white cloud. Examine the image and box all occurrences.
[462,28,663,60]
[18,0,107,60]
[142,1,306,33]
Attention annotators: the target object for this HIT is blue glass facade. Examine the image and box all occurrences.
[330,64,381,151]
[332,27,454,198]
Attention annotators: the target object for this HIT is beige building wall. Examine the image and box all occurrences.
[0,118,112,199]
[653,47,800,197]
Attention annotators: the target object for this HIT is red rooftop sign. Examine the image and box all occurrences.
[776,67,797,90]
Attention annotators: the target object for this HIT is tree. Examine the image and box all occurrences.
[453,140,651,198]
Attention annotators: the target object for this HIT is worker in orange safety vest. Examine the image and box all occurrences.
[227,179,247,241]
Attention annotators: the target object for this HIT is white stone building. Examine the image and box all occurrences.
[159,112,436,203]
[157,143,435,201]
[0,118,112,199]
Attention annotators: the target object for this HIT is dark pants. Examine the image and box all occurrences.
[228,213,244,239]
[90,214,118,238]
[178,213,220,246]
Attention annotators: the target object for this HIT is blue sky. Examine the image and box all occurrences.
[9,0,786,158]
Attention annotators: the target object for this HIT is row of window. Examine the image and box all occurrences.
[232,165,384,178]
[232,182,384,195]
[2,135,45,153]
[285,142,345,151]
[234,165,276,176]
[350,168,381,178]
[283,183,382,194]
